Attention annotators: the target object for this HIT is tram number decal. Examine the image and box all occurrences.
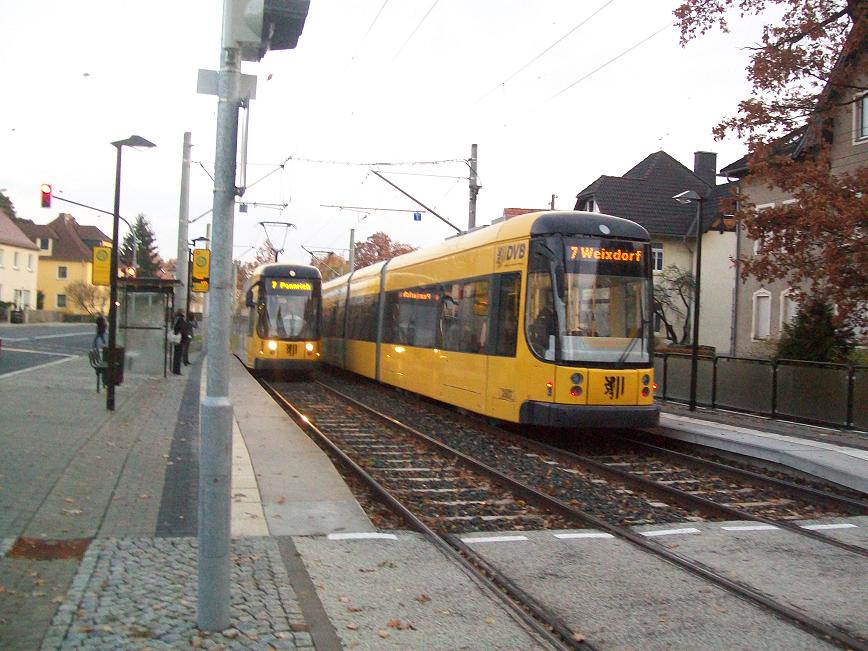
[497,387,514,402]
[496,242,526,267]
[603,375,625,400]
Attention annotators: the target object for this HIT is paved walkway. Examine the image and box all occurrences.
[1,351,865,649]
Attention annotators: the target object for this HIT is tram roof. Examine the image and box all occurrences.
[252,263,321,280]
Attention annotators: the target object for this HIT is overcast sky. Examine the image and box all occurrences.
[0,1,773,266]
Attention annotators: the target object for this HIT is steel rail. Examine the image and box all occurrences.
[314,379,868,651]
[520,436,868,559]
[260,379,591,651]
[629,434,868,512]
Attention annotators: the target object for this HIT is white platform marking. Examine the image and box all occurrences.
[328,532,399,541]
[461,535,529,544]
[721,525,780,532]
[800,523,858,531]
[554,532,615,540]
[641,527,701,537]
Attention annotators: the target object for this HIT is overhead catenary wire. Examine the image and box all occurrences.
[476,0,618,104]
[393,0,441,62]
[345,0,391,71]
[548,22,672,101]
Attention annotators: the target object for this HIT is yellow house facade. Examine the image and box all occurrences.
[15,213,111,315]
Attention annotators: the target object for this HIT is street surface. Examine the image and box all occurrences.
[0,324,92,376]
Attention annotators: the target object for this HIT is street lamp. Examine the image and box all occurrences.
[673,189,705,412]
[107,135,155,411]
[187,236,211,317]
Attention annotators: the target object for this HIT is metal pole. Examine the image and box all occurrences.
[468,143,479,230]
[348,228,355,273]
[177,132,192,306]
[107,145,123,411]
[186,247,193,317]
[689,199,703,411]
[198,3,240,630]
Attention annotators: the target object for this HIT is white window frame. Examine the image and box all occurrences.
[780,289,798,330]
[752,203,775,255]
[0,248,4,267]
[581,198,598,212]
[40,237,50,251]
[27,254,33,271]
[56,294,67,308]
[752,289,772,340]
[651,243,664,273]
[13,251,20,269]
[57,265,68,280]
[854,92,868,144]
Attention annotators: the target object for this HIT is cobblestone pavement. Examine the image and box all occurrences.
[40,537,312,650]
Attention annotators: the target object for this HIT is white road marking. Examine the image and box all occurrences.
[641,527,702,537]
[1,347,74,356]
[800,523,858,531]
[2,331,90,342]
[461,535,529,544]
[554,532,615,540]
[721,525,780,532]
[0,356,77,379]
[327,532,399,541]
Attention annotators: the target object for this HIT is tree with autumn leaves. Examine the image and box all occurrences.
[675,0,867,333]
[308,231,416,280]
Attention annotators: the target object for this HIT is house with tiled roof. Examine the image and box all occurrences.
[0,209,40,317]
[720,32,867,355]
[575,151,738,354]
[15,213,111,314]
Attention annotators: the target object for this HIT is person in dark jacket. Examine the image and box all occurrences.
[172,310,189,374]
[94,313,107,349]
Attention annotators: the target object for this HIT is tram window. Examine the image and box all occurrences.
[437,279,489,354]
[388,286,438,348]
[494,273,520,356]
[347,295,377,341]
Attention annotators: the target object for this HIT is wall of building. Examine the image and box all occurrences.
[699,230,738,354]
[0,245,39,308]
[830,71,868,175]
[37,259,94,313]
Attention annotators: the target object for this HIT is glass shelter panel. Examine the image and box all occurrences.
[715,357,774,414]
[776,363,849,426]
[119,291,170,376]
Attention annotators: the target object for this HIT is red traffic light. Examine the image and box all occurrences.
[40,184,52,208]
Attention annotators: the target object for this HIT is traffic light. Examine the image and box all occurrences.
[40,183,52,208]
[229,0,309,61]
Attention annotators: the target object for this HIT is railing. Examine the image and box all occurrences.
[654,352,867,431]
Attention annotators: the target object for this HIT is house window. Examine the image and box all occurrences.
[780,290,798,328]
[57,294,67,308]
[40,237,50,250]
[0,248,4,267]
[27,254,33,270]
[580,198,598,212]
[57,266,68,279]
[651,243,663,272]
[752,290,771,340]
[13,252,20,268]
[855,93,868,142]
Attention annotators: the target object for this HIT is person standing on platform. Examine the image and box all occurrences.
[93,313,107,350]
[172,310,187,375]
[181,313,193,365]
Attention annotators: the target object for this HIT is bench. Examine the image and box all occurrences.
[88,349,108,392]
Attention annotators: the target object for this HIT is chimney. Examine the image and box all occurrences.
[693,151,717,188]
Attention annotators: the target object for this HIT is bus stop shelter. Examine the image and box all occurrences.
[118,277,180,377]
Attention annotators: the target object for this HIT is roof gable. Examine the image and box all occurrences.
[0,210,40,250]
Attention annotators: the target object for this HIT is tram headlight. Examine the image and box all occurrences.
[305,343,314,352]
[570,373,584,385]
[641,374,651,386]
[267,340,278,352]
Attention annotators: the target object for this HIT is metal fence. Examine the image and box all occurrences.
[654,352,867,431]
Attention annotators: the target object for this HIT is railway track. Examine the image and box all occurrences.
[270,372,868,651]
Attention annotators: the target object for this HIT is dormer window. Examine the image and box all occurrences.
[581,198,599,212]
[40,237,50,250]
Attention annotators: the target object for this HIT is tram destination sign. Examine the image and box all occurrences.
[565,239,647,276]
[269,279,313,293]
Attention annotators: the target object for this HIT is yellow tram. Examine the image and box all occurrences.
[234,263,322,373]
[321,211,658,428]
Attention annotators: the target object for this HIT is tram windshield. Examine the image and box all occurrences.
[256,278,320,340]
[526,237,651,364]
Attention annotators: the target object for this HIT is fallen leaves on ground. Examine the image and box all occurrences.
[414,593,431,604]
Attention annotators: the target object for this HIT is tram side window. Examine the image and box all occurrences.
[438,279,489,353]
[494,272,520,356]
[248,285,259,336]
[526,268,556,360]
[347,295,377,341]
